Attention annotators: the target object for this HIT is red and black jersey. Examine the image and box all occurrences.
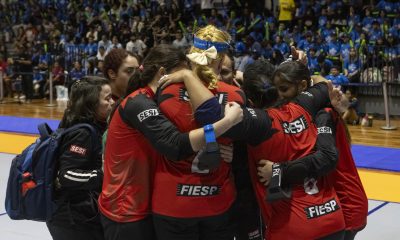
[328,110,368,231]
[248,104,345,239]
[153,81,246,218]
[99,87,194,222]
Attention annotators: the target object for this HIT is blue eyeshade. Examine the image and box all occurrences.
[193,36,229,53]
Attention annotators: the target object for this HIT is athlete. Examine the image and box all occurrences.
[244,60,346,240]
[103,48,140,101]
[46,77,113,240]
[269,60,368,240]
[153,25,272,240]
[99,44,243,240]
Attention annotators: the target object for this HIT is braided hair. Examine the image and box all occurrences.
[188,25,231,89]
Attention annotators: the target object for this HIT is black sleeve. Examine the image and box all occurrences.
[58,129,103,191]
[293,82,331,119]
[281,109,338,186]
[121,93,194,161]
[222,107,274,145]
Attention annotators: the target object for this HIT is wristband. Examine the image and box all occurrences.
[204,124,216,143]
[266,163,292,202]
[197,124,220,170]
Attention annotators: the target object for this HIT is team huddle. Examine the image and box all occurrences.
[7,24,368,240]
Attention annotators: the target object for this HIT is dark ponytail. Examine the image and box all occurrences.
[242,59,277,108]
[273,61,311,88]
[126,44,186,95]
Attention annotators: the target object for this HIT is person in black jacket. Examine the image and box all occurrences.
[46,76,115,240]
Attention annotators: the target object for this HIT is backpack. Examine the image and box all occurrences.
[5,122,96,221]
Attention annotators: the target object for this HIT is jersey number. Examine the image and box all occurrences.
[304,178,319,195]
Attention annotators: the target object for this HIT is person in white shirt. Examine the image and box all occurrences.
[107,35,123,52]
[125,34,147,57]
[172,31,189,50]
[97,46,107,61]
[98,35,111,53]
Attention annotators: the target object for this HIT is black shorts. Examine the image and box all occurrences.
[100,213,156,240]
[153,208,234,240]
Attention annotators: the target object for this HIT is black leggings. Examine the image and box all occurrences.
[153,209,234,240]
[100,213,156,240]
[318,230,345,240]
[46,221,104,240]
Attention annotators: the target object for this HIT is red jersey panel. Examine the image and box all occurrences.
[152,81,244,218]
[247,103,345,240]
[329,110,368,231]
[99,87,160,222]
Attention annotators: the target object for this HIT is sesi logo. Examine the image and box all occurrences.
[137,109,159,122]
[317,126,332,134]
[281,115,309,134]
[69,145,87,156]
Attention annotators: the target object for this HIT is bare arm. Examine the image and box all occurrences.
[159,69,215,110]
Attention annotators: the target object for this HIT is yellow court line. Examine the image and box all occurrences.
[1,132,399,203]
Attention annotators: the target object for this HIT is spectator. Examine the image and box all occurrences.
[270,49,285,66]
[340,33,352,60]
[344,48,362,83]
[2,58,14,98]
[369,20,383,45]
[97,46,107,61]
[68,61,85,88]
[273,35,290,58]
[108,35,123,52]
[307,47,319,75]
[172,30,189,50]
[44,61,64,98]
[278,0,295,28]
[326,33,341,66]
[316,53,333,76]
[98,35,111,53]
[343,89,360,125]
[85,36,98,61]
[86,25,98,41]
[32,66,44,96]
[297,31,313,53]
[15,45,33,103]
[126,33,147,57]
[326,65,349,86]
[95,60,104,76]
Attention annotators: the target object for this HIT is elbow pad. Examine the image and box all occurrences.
[194,98,222,125]
[266,163,292,202]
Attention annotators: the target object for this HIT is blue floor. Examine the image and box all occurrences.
[1,116,399,173]
[0,116,60,135]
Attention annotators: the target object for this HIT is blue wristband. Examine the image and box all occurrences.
[204,124,216,143]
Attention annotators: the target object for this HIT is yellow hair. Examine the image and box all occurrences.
[189,25,231,89]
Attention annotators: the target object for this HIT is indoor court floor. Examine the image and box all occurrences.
[0,99,399,240]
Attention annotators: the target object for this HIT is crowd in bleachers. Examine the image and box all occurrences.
[0,0,399,101]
